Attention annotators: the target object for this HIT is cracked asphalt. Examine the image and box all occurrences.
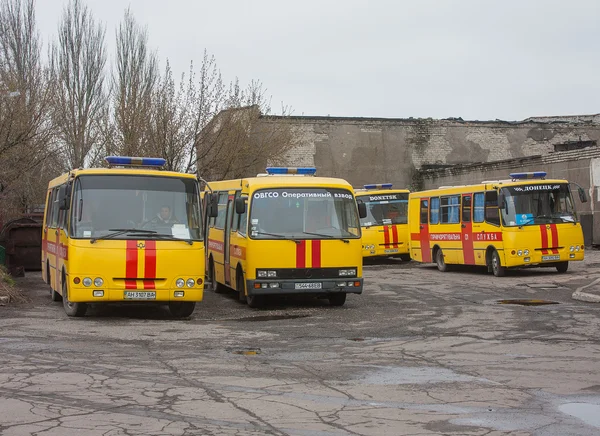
[2,252,600,435]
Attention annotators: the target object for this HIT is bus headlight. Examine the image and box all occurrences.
[339,269,356,277]
[570,246,575,252]
[176,278,185,288]
[186,278,195,288]
[257,270,277,278]
[517,250,523,256]
[82,277,92,287]
[576,246,581,251]
[94,277,103,287]
[524,249,530,256]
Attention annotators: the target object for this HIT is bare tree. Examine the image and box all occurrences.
[110,8,157,157]
[50,0,107,170]
[0,0,55,222]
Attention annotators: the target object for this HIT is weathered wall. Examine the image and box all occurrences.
[260,115,600,191]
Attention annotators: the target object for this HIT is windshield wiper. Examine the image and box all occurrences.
[255,231,299,244]
[517,215,555,229]
[302,231,350,243]
[90,228,156,244]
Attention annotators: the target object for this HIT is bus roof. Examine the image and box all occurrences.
[47,167,197,188]
[206,175,354,192]
[354,188,410,197]
[409,177,569,198]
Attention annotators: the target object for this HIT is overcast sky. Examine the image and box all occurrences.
[35,0,600,121]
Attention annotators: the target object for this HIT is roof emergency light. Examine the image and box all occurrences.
[364,183,393,190]
[105,156,166,168]
[509,171,547,180]
[265,167,317,176]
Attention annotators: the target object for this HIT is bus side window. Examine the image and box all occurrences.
[214,192,229,229]
[440,195,460,224]
[44,190,53,227]
[474,193,485,223]
[462,196,472,222]
[485,191,500,226]
[420,199,429,224]
[233,192,248,235]
[51,188,60,228]
[430,197,439,224]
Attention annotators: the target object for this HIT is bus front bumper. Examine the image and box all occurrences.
[247,278,363,296]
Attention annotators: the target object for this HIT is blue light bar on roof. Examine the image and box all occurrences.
[105,156,166,168]
[364,183,393,190]
[265,167,317,175]
[509,171,547,180]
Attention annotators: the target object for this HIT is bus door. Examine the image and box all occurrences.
[419,198,431,262]
[461,194,475,265]
[223,193,235,285]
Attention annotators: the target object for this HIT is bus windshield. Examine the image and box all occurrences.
[358,193,408,227]
[249,188,360,239]
[70,175,203,240]
[500,183,576,227]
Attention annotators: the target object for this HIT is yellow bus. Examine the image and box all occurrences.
[354,183,411,261]
[408,171,587,276]
[205,167,367,308]
[42,156,210,317]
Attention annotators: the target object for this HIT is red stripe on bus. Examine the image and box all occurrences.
[539,225,548,255]
[462,222,475,264]
[420,223,431,262]
[550,224,559,254]
[125,240,138,289]
[144,240,156,289]
[312,240,321,268]
[391,225,399,248]
[296,240,306,268]
[383,226,390,246]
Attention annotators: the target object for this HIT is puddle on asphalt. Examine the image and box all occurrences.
[559,403,600,428]
[497,299,559,306]
[232,314,310,322]
[361,366,486,385]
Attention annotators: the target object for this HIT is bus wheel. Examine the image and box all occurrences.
[329,293,346,307]
[246,294,265,308]
[556,262,569,273]
[491,250,506,277]
[399,254,411,262]
[210,260,226,294]
[62,278,87,317]
[435,249,449,272]
[237,272,247,303]
[168,302,195,317]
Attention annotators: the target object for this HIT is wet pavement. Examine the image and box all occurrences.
[1,251,600,435]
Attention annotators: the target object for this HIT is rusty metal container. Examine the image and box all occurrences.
[0,217,42,276]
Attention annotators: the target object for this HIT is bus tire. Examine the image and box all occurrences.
[435,248,449,272]
[62,275,87,317]
[399,254,411,262]
[329,293,346,307]
[491,250,506,277]
[556,262,569,273]
[210,259,226,294]
[168,302,195,318]
[237,269,247,302]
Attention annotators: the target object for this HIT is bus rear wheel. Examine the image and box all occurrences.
[399,254,411,262]
[328,293,346,307]
[435,248,449,272]
[556,261,569,273]
[168,302,195,317]
[62,278,87,317]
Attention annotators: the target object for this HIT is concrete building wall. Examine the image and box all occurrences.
[260,115,600,191]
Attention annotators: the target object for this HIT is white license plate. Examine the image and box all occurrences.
[385,249,399,253]
[542,255,560,261]
[124,291,156,300]
[294,282,322,290]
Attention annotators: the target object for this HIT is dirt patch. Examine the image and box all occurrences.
[0,266,30,304]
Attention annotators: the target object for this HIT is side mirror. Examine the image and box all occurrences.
[58,185,70,210]
[499,193,508,214]
[358,202,367,219]
[208,193,219,218]
[578,187,588,203]
[235,197,246,215]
